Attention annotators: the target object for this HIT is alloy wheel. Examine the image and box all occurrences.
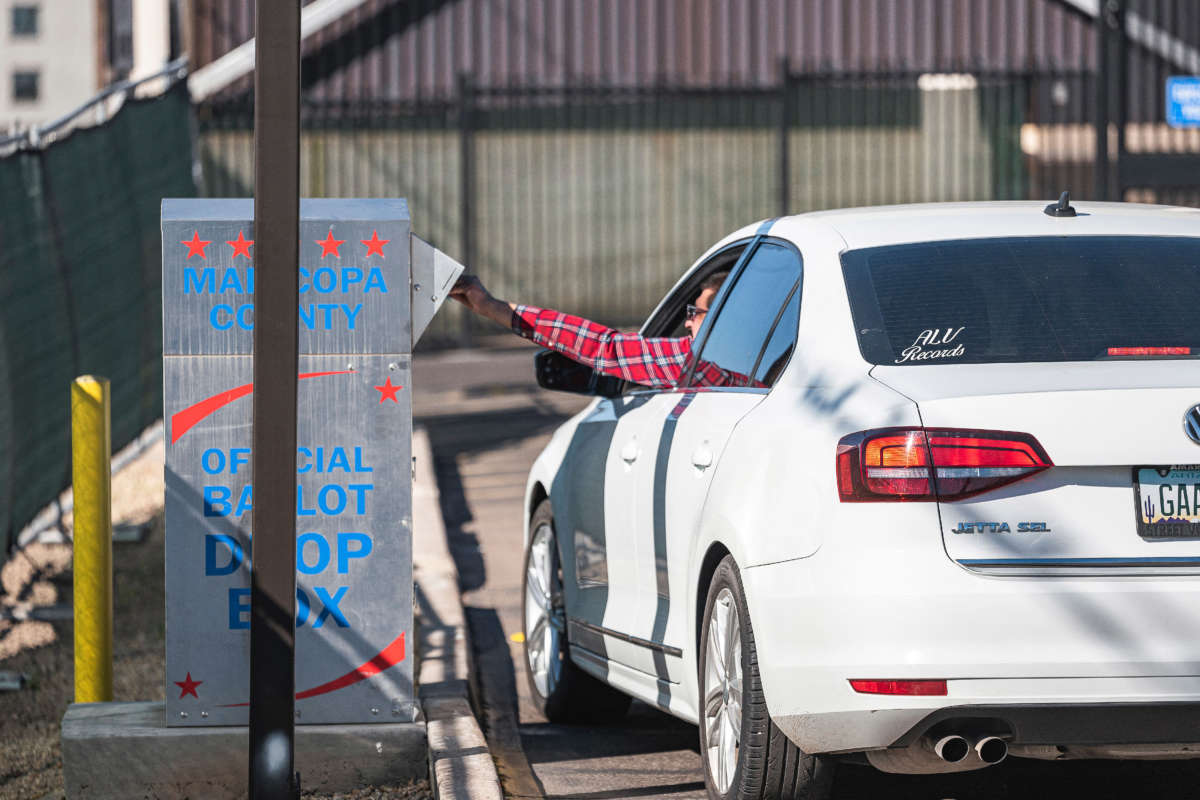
[524,522,565,698]
[703,587,743,794]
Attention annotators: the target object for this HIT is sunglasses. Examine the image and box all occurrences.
[685,304,708,321]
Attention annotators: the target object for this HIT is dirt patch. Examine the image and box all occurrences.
[0,438,429,800]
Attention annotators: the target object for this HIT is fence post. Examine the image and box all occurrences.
[778,56,792,216]
[71,375,112,704]
[458,71,476,347]
[1095,0,1125,201]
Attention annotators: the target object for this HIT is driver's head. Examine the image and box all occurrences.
[684,270,729,339]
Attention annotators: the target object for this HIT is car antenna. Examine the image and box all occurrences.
[1043,190,1076,217]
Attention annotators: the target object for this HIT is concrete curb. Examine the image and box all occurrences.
[412,427,504,800]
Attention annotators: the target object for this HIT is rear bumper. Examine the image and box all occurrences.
[742,547,1200,754]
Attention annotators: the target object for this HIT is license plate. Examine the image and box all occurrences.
[1135,466,1200,538]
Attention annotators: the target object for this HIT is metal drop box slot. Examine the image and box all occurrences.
[160,198,462,726]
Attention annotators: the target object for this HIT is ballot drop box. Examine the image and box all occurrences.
[160,198,461,726]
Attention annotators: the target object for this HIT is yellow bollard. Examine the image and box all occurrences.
[71,376,113,703]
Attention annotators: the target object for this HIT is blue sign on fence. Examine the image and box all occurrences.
[1166,76,1200,128]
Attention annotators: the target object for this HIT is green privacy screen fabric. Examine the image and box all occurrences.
[0,81,194,552]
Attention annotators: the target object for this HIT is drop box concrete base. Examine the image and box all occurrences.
[61,701,427,799]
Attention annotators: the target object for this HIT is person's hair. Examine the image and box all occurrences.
[700,269,730,296]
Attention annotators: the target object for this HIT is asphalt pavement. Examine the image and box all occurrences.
[412,340,1200,800]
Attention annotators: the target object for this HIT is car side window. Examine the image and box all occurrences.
[620,243,748,394]
[685,242,802,389]
[750,282,801,388]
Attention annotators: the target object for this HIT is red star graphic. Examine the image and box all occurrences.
[361,229,389,258]
[374,377,403,404]
[317,230,346,259]
[226,230,254,260]
[181,231,211,260]
[174,672,203,699]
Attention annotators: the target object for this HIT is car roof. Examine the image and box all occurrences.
[767,200,1200,252]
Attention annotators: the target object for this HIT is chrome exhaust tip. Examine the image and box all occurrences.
[933,735,970,763]
[975,736,1008,765]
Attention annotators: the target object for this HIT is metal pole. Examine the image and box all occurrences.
[250,1,300,798]
[71,375,112,704]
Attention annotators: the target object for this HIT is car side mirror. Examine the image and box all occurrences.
[534,349,622,397]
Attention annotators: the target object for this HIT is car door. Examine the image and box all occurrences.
[630,240,804,694]
[565,242,751,676]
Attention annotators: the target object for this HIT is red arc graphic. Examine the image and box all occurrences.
[217,632,405,707]
[175,672,202,698]
[169,371,353,444]
[181,231,211,260]
[227,230,254,259]
[317,231,346,258]
[374,377,403,403]
[360,230,389,258]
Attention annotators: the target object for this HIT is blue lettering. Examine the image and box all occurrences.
[299,304,316,330]
[218,268,247,293]
[319,303,338,329]
[297,447,313,474]
[204,485,231,517]
[337,532,372,573]
[297,484,317,516]
[297,532,330,575]
[229,588,250,630]
[230,448,250,475]
[343,267,363,288]
[201,448,224,475]
[364,267,387,293]
[354,447,372,472]
[205,534,243,576]
[317,485,347,515]
[211,304,235,330]
[313,586,349,628]
[328,448,351,473]
[298,267,311,293]
[184,267,215,294]
[347,483,373,514]
[342,303,362,329]
[237,304,253,329]
[314,268,336,293]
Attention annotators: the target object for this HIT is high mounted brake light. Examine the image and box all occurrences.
[836,428,1052,502]
[1107,346,1191,356]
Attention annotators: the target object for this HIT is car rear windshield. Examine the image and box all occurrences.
[841,236,1200,365]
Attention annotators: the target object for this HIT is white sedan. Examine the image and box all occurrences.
[519,200,1200,800]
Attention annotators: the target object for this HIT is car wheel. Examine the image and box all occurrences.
[522,499,632,722]
[699,555,834,800]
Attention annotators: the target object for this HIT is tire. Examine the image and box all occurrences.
[522,499,632,723]
[699,555,835,800]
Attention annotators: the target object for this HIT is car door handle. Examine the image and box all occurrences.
[692,443,713,469]
[621,441,639,464]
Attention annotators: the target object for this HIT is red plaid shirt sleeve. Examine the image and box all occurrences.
[511,305,690,388]
[511,305,745,389]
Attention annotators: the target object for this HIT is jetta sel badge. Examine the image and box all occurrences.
[953,521,1052,533]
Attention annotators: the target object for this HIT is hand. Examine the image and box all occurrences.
[450,274,491,313]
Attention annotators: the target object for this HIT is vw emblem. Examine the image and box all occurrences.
[1187,405,1200,445]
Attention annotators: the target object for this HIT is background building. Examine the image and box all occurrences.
[0,0,177,131]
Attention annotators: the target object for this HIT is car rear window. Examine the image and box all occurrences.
[841,236,1200,365]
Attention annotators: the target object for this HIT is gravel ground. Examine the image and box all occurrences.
[0,438,431,800]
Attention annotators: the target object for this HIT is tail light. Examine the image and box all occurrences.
[836,428,1052,502]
